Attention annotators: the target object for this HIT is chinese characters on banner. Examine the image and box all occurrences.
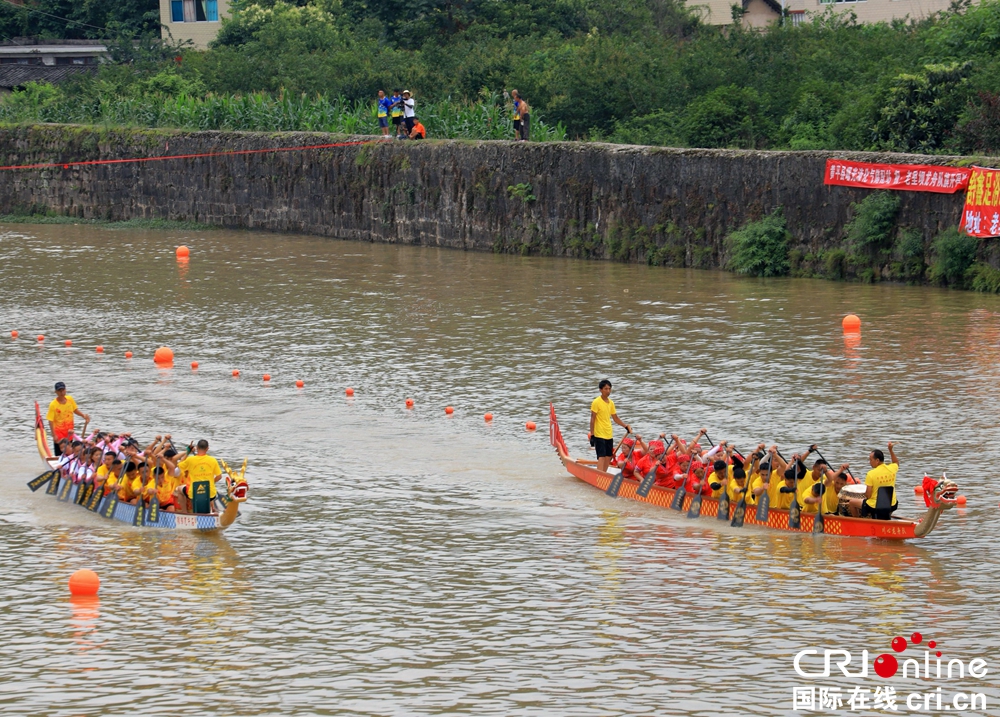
[824,159,971,194]
[960,167,1000,238]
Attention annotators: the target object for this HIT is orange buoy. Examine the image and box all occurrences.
[263,374,271,381]
[956,495,967,505]
[153,346,174,365]
[526,421,537,431]
[68,569,100,596]
[95,345,104,353]
[64,340,72,347]
[124,351,133,359]
[346,387,354,396]
[914,485,923,495]
[37,334,44,342]
[445,406,454,415]
[232,369,240,377]
[295,379,304,388]
[484,412,493,422]
[842,314,861,332]
[10,330,17,338]
[405,398,414,408]
[176,245,190,259]
[191,361,199,369]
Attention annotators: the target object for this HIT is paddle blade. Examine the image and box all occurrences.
[605,471,624,498]
[57,479,73,502]
[755,492,770,522]
[27,470,56,492]
[100,492,120,520]
[731,497,747,527]
[636,469,657,498]
[46,474,61,495]
[133,499,144,527]
[686,492,703,518]
[716,490,730,521]
[789,500,801,530]
[86,485,104,512]
[670,485,686,511]
[148,496,159,525]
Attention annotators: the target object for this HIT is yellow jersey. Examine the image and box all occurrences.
[823,485,841,514]
[747,469,778,506]
[798,473,820,514]
[708,465,731,499]
[177,454,221,499]
[865,463,898,508]
[726,476,748,504]
[590,397,616,440]
[46,396,77,437]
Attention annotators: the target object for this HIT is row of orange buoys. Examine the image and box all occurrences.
[10,333,308,388]
[403,399,535,429]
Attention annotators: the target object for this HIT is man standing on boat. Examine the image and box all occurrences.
[165,439,222,514]
[46,382,90,456]
[589,379,631,473]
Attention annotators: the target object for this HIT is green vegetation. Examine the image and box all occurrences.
[929,226,978,286]
[726,209,790,277]
[10,0,1000,149]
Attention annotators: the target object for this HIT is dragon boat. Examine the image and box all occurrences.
[31,402,248,531]
[549,404,957,541]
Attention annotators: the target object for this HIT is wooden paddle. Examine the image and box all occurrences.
[754,451,773,523]
[636,434,674,498]
[132,463,145,527]
[670,453,693,511]
[785,452,802,530]
[731,449,760,527]
[27,467,59,491]
[605,436,638,498]
[716,448,742,523]
[99,459,129,521]
[56,447,81,502]
[147,455,161,525]
[686,460,708,518]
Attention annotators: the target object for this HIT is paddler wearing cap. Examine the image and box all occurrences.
[47,382,90,456]
[589,379,631,472]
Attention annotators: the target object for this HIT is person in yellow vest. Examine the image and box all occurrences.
[46,382,90,455]
[863,442,899,520]
[169,439,222,514]
[589,379,632,473]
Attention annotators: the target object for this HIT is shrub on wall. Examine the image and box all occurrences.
[726,209,790,277]
[929,227,978,286]
[844,191,901,266]
[968,262,1000,293]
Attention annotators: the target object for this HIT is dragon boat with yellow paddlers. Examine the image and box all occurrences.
[549,404,958,541]
[29,402,248,531]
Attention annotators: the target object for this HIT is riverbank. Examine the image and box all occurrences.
[0,124,994,289]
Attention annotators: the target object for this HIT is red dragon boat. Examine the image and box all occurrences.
[549,404,957,540]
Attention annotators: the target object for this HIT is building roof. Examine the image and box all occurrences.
[0,64,97,89]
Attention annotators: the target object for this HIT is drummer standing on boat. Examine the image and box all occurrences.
[589,379,631,472]
[46,382,90,456]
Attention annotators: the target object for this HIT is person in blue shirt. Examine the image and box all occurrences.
[376,90,392,137]
[389,89,404,138]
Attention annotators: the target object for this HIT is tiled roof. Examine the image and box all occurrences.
[0,64,97,89]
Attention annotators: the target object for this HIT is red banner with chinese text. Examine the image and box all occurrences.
[825,159,971,194]
[960,167,1000,237]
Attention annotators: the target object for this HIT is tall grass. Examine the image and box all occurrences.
[0,85,567,141]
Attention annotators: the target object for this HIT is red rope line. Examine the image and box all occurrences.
[0,139,375,171]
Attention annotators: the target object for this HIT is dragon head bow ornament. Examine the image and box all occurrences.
[221,458,249,502]
[913,472,959,537]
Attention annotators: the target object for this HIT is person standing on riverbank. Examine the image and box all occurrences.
[376,90,392,137]
[589,379,631,473]
[515,93,531,141]
[509,90,522,140]
[390,89,404,138]
[402,90,416,136]
[47,382,90,456]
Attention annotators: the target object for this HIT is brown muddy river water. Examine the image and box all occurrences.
[1,223,999,716]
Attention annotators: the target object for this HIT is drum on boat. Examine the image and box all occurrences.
[837,483,867,516]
